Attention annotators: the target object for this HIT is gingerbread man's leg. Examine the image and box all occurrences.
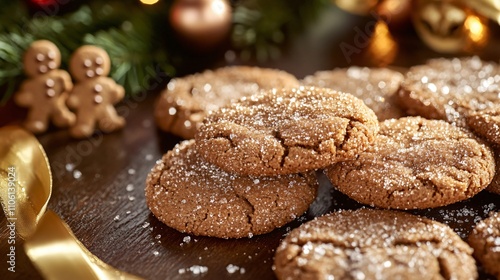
[70,113,96,138]
[98,106,125,133]
[24,107,51,133]
[51,98,76,127]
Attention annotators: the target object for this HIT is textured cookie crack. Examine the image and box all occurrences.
[337,120,354,152]
[234,192,255,233]
[213,134,238,150]
[437,256,451,279]
[273,129,336,168]
[273,130,289,168]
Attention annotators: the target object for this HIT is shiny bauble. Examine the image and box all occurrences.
[413,0,489,53]
[169,0,232,51]
[376,0,412,31]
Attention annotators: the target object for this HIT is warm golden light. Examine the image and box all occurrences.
[374,20,390,36]
[464,15,487,43]
[140,0,159,5]
[367,21,398,66]
[211,0,227,15]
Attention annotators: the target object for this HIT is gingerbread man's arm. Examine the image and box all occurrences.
[59,70,73,93]
[114,84,125,103]
[14,82,33,107]
[67,87,81,109]
[109,79,125,104]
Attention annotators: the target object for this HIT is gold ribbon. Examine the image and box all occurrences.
[0,126,142,280]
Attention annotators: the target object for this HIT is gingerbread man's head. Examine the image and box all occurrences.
[23,40,62,77]
[69,45,111,82]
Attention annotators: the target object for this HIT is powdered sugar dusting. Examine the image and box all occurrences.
[178,265,208,275]
[402,57,500,129]
[145,140,318,239]
[302,67,405,121]
[226,264,246,274]
[275,209,477,279]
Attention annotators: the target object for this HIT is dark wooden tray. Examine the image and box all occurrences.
[1,6,499,280]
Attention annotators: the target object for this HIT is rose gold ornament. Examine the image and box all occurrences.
[376,0,412,30]
[169,0,232,51]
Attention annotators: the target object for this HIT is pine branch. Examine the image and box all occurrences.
[0,0,327,104]
[0,2,172,102]
[83,4,174,94]
[232,0,329,61]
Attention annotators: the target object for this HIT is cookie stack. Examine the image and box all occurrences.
[147,58,500,278]
[275,58,500,279]
[303,62,497,209]
[147,82,380,238]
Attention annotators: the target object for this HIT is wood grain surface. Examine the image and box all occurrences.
[1,6,499,280]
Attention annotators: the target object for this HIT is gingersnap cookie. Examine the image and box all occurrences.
[466,105,500,146]
[145,140,318,239]
[487,146,500,195]
[195,86,379,176]
[274,209,477,280]
[302,67,405,121]
[398,56,500,144]
[326,116,495,209]
[468,212,500,279]
[154,66,299,139]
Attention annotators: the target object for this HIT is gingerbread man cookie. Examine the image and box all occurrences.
[14,40,75,133]
[67,45,125,138]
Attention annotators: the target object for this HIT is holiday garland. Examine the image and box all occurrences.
[0,0,328,103]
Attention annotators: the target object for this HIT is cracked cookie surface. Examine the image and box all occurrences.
[325,116,495,209]
[145,140,318,239]
[302,67,405,121]
[154,66,299,139]
[486,145,500,195]
[274,209,477,280]
[468,212,500,279]
[195,86,379,176]
[398,56,500,145]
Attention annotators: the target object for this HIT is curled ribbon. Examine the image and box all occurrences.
[0,126,142,280]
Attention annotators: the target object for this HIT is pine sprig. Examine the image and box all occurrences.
[0,2,168,102]
[0,33,33,103]
[232,0,329,61]
[0,0,327,103]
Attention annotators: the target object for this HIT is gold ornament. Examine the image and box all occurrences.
[413,0,489,53]
[333,0,381,15]
[0,126,142,280]
[376,0,412,30]
[169,0,232,51]
[366,21,398,66]
[334,0,496,53]
[139,0,159,4]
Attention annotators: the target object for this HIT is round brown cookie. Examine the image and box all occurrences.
[274,209,477,280]
[195,86,379,176]
[398,56,500,145]
[154,66,300,139]
[466,105,500,146]
[487,145,500,194]
[302,67,405,121]
[145,140,318,239]
[326,116,495,209]
[468,212,500,279]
